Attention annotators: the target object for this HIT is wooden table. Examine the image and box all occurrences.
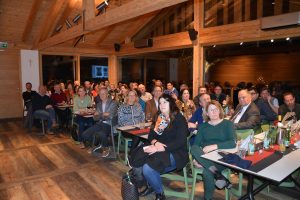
[201,145,300,200]
[117,122,152,139]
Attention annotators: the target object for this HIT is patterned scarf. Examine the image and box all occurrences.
[154,113,170,135]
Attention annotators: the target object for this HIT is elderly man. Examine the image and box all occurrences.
[82,88,118,157]
[138,84,152,102]
[32,86,57,135]
[193,85,208,109]
[230,89,260,130]
[279,92,300,120]
[188,93,211,132]
[145,86,163,121]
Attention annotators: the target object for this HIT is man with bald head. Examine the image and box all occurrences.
[230,89,260,130]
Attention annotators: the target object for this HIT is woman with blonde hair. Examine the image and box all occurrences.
[191,100,235,200]
[118,89,145,152]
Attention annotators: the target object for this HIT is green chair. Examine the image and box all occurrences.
[117,130,132,164]
[161,166,190,199]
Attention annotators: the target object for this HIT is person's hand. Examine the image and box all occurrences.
[154,141,167,152]
[45,105,52,109]
[93,111,100,116]
[188,122,197,129]
[103,112,109,117]
[143,145,157,155]
[267,95,272,102]
[203,144,217,154]
[193,159,203,168]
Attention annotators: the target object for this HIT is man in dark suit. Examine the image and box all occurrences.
[145,86,163,121]
[230,89,260,130]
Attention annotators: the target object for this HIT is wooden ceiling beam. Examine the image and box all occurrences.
[41,45,114,56]
[37,0,188,50]
[83,0,95,21]
[118,11,159,44]
[117,31,192,56]
[21,0,42,42]
[198,19,300,46]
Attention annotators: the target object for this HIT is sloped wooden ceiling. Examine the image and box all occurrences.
[0,0,181,51]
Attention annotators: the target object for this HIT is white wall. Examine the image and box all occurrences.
[21,50,39,92]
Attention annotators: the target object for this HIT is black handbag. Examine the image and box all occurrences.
[121,170,139,200]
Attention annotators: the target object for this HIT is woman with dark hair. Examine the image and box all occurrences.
[138,94,189,200]
[175,89,196,121]
[191,100,235,200]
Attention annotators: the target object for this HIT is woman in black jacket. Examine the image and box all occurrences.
[139,94,189,200]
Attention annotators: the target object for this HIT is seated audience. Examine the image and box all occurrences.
[118,90,145,152]
[138,84,153,102]
[193,85,207,109]
[84,81,92,96]
[191,101,235,200]
[117,84,129,104]
[279,92,300,120]
[145,86,163,122]
[50,82,68,129]
[32,86,57,135]
[260,87,279,114]
[188,93,211,132]
[108,83,119,100]
[179,83,189,92]
[22,82,37,104]
[176,89,196,121]
[230,89,260,130]
[164,82,179,97]
[138,94,189,200]
[91,83,99,98]
[22,82,37,130]
[65,82,75,104]
[82,88,118,156]
[249,87,277,122]
[136,89,146,111]
[73,86,93,146]
[210,85,227,105]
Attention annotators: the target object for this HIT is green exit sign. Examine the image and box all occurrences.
[0,42,8,48]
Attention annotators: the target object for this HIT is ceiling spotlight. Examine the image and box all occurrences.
[72,14,81,24]
[65,19,72,29]
[55,24,63,32]
[240,42,243,45]
[286,37,290,41]
[213,45,216,48]
[271,39,274,43]
[96,0,109,16]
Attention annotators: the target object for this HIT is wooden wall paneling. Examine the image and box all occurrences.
[289,0,300,12]
[208,53,300,86]
[257,0,263,18]
[234,0,242,23]
[274,0,283,15]
[245,0,251,21]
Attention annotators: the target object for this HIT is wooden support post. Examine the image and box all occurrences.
[75,55,81,82]
[108,55,119,85]
[274,0,283,15]
[193,0,204,97]
[83,0,95,22]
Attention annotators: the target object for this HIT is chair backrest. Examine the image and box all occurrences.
[235,129,254,141]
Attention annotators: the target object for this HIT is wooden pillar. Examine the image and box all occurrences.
[193,0,204,97]
[75,55,80,82]
[83,0,95,22]
[223,0,229,25]
[108,55,119,85]
[274,0,283,15]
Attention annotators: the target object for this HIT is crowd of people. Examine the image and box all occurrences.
[22,79,300,200]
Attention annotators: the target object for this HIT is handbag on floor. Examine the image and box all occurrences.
[121,169,139,200]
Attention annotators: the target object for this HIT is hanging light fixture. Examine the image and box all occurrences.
[65,19,72,29]
[72,14,81,24]
[96,0,109,16]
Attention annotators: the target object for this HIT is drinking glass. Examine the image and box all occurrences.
[279,141,286,152]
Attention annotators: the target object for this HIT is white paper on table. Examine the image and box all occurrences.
[117,125,135,131]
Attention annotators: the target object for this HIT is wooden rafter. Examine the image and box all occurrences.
[22,0,42,42]
[37,0,188,50]
[49,0,80,38]
[33,0,68,48]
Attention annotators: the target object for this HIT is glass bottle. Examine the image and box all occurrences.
[248,133,255,155]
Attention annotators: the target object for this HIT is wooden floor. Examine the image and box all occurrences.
[0,120,299,200]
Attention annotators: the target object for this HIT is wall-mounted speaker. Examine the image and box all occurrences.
[114,43,121,52]
[188,28,198,41]
[134,38,153,48]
